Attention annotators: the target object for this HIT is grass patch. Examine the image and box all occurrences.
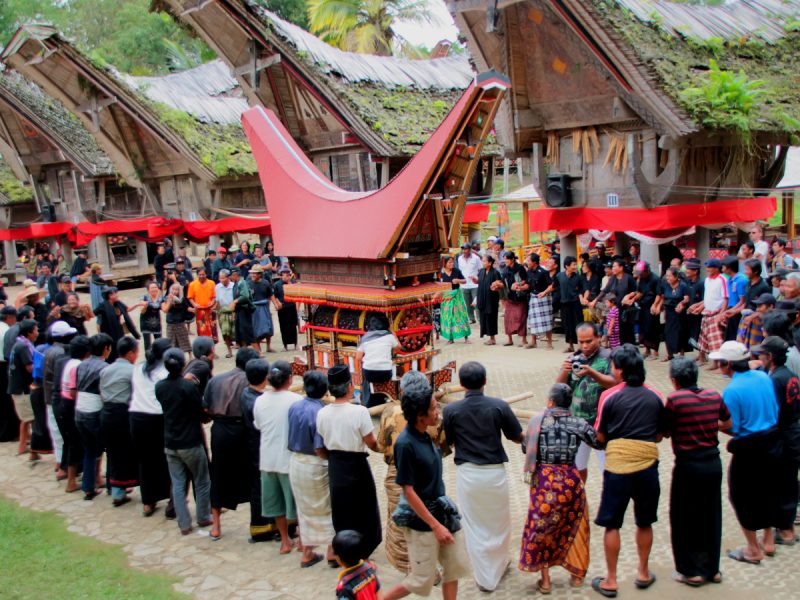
[0,496,186,600]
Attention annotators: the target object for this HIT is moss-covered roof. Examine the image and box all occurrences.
[0,158,34,204]
[0,68,115,175]
[591,0,800,136]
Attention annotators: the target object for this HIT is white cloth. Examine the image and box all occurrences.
[358,334,399,371]
[703,274,728,313]
[456,253,482,290]
[75,391,102,413]
[215,281,234,308]
[130,364,168,414]
[47,405,63,463]
[754,240,769,276]
[59,359,81,401]
[575,442,606,472]
[316,401,373,453]
[253,389,302,473]
[289,452,335,546]
[788,347,800,378]
[455,463,511,591]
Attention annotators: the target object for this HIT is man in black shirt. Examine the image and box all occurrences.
[8,320,38,458]
[501,252,529,348]
[593,345,664,597]
[593,258,637,345]
[155,348,211,535]
[153,243,170,288]
[442,361,523,592]
[555,256,583,352]
[751,336,800,547]
[384,379,470,600]
[524,253,554,349]
[683,259,705,350]
[69,249,89,283]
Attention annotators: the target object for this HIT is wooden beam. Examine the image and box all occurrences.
[233,51,281,78]
[75,93,117,132]
[785,190,795,241]
[522,201,530,245]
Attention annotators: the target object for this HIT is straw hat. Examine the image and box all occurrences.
[250,264,264,274]
[24,286,45,299]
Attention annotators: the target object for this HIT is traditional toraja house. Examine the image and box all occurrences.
[155,1,491,191]
[447,0,798,265]
[1,26,271,270]
[242,71,509,396]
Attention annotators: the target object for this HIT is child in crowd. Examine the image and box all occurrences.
[333,530,384,600]
[605,296,620,349]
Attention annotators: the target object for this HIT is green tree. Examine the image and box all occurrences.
[258,0,310,29]
[0,0,214,75]
[308,0,434,55]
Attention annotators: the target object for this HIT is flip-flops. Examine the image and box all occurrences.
[634,572,656,589]
[673,573,704,587]
[591,577,617,598]
[726,548,761,565]
[536,579,551,594]
[300,553,324,568]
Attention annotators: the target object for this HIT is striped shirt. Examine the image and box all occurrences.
[664,387,730,453]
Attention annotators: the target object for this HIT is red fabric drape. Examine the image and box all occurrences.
[528,197,777,233]
[463,203,490,224]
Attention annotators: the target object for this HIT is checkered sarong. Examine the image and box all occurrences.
[527,295,553,335]
[698,309,724,354]
[166,322,192,353]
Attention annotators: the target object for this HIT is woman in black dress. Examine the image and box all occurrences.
[635,261,662,359]
[139,281,163,351]
[95,287,140,362]
[273,266,299,350]
[579,259,601,323]
[477,254,502,345]
[654,267,690,360]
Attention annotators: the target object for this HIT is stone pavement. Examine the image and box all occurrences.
[0,284,797,599]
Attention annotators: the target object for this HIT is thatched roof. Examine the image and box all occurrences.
[0,67,115,176]
[0,157,34,204]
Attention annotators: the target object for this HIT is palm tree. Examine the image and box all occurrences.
[307,0,434,56]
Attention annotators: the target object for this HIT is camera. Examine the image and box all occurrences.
[569,352,588,375]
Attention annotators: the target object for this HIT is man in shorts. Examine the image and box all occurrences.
[592,344,665,598]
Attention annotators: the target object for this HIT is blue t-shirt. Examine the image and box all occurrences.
[727,273,748,308]
[287,397,325,455]
[723,369,778,438]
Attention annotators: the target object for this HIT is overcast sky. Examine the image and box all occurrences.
[392,0,460,48]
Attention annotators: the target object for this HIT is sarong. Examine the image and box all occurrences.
[277,304,299,346]
[166,322,191,353]
[479,310,498,338]
[736,312,764,349]
[210,419,251,510]
[504,299,528,336]
[440,289,470,342]
[328,450,382,558]
[728,428,782,531]
[29,387,53,454]
[663,307,685,356]
[698,309,724,354]
[101,403,138,488]
[670,447,722,580]
[561,300,581,345]
[129,412,171,506]
[289,452,335,547]
[0,365,19,441]
[638,303,660,352]
[527,295,553,336]
[252,300,274,340]
[248,432,277,541]
[53,397,83,468]
[218,307,235,340]
[384,464,410,573]
[235,307,255,345]
[456,463,511,591]
[195,307,217,342]
[519,464,589,577]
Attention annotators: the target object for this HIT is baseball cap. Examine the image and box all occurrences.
[176,257,185,264]
[49,320,77,338]
[751,335,789,357]
[754,293,777,306]
[708,341,750,362]
[60,275,71,283]
[685,258,701,270]
[217,246,227,253]
[705,258,722,269]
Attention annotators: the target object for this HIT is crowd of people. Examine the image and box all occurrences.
[0,227,797,599]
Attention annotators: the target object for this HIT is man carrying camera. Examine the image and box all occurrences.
[556,322,616,482]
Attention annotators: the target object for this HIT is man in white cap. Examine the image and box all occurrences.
[43,320,78,480]
[710,341,780,565]
[456,243,482,324]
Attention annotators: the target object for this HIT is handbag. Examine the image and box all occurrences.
[621,302,640,324]
[392,494,462,534]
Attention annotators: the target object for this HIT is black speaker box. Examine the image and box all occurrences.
[545,174,571,208]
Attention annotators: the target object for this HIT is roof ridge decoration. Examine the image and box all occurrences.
[242,70,508,261]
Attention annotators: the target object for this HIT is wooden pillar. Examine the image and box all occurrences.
[3,240,17,271]
[785,190,795,241]
[136,240,149,270]
[559,233,577,269]
[93,234,111,272]
[522,201,530,246]
[640,242,660,275]
[209,235,220,251]
[696,227,710,278]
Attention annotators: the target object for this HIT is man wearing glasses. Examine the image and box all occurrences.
[743,225,769,277]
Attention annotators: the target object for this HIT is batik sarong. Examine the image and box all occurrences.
[289,452,335,547]
[736,311,765,349]
[440,288,471,342]
[195,307,217,342]
[504,299,528,336]
[217,307,235,340]
[519,464,589,576]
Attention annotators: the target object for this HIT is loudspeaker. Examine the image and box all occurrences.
[42,205,56,222]
[545,174,571,208]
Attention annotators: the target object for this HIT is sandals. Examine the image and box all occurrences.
[536,578,551,595]
[634,572,656,589]
[210,530,222,541]
[142,505,158,518]
[726,548,761,565]
[300,553,324,568]
[591,577,617,598]
[673,573,704,587]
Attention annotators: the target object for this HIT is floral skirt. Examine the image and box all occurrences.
[519,464,590,577]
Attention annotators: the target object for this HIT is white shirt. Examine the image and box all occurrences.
[754,240,769,276]
[316,401,373,453]
[456,253,482,289]
[253,389,302,473]
[0,321,8,363]
[130,364,168,414]
[215,281,234,308]
[76,391,103,413]
[358,334,399,371]
[703,274,728,313]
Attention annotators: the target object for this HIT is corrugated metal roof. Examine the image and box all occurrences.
[254,5,473,90]
[619,0,800,42]
[778,146,800,188]
[121,60,248,125]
